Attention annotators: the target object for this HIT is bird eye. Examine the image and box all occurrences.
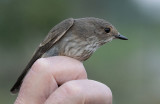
[104,28,111,33]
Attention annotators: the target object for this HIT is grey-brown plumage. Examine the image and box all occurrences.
[10,17,128,94]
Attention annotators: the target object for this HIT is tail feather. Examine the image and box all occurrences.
[10,48,43,94]
[10,67,29,93]
[10,59,37,94]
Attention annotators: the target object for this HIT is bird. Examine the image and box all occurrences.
[10,17,128,94]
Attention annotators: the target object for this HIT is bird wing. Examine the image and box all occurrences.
[10,18,74,93]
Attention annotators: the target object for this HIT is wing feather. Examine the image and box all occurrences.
[10,18,74,93]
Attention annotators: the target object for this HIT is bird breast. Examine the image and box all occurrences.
[61,35,100,61]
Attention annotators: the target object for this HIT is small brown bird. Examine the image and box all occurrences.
[10,17,128,94]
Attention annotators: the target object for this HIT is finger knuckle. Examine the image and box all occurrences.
[63,81,82,96]
[31,58,49,72]
[77,67,87,79]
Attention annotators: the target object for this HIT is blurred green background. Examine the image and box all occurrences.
[1,0,160,103]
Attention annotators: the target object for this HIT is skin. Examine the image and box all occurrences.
[14,56,112,104]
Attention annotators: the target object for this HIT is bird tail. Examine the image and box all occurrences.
[10,66,29,94]
[10,48,43,94]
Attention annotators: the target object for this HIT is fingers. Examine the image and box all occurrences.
[45,80,112,104]
[14,56,112,104]
[15,56,87,104]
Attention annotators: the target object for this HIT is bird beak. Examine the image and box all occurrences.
[115,34,128,40]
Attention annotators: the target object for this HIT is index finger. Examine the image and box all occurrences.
[14,56,87,104]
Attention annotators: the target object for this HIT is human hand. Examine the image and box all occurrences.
[14,56,112,104]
